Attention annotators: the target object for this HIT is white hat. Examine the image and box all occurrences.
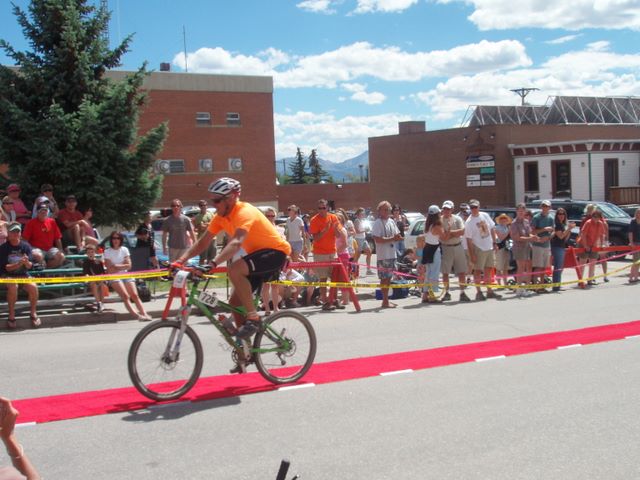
[442,200,454,209]
[428,205,441,215]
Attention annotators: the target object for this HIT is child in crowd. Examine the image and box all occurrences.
[82,244,107,313]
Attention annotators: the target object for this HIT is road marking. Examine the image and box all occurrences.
[475,355,506,362]
[625,335,640,339]
[16,422,37,429]
[278,383,316,392]
[380,369,413,376]
[557,344,582,349]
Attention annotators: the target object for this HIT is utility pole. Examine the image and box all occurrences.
[510,87,539,106]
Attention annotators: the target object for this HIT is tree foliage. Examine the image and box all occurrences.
[288,147,309,184]
[308,148,329,183]
[0,0,167,226]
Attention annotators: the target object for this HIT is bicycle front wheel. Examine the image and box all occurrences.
[254,310,316,384]
[128,320,203,401]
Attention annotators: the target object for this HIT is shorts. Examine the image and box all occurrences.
[440,243,467,275]
[496,248,511,272]
[472,246,495,270]
[288,240,303,255]
[313,253,336,278]
[244,248,288,292]
[512,243,531,262]
[377,258,396,280]
[169,247,189,262]
[355,237,370,253]
[531,245,551,269]
[579,249,599,260]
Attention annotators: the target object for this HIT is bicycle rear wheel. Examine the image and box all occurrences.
[254,310,316,384]
[128,320,203,401]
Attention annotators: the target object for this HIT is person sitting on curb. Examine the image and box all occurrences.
[0,396,41,480]
[0,222,40,329]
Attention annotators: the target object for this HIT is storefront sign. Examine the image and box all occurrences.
[466,154,495,169]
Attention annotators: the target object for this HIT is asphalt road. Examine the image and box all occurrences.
[1,265,639,479]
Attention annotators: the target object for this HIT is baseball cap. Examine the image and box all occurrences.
[541,199,552,207]
[37,203,49,211]
[7,184,20,192]
[442,200,454,210]
[469,199,480,207]
[7,221,21,232]
[428,205,441,215]
[135,225,150,235]
[66,194,77,201]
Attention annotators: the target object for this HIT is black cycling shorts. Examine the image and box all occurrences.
[243,249,288,292]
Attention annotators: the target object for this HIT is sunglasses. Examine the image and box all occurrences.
[266,215,275,218]
[470,205,479,209]
[111,236,122,241]
[3,201,13,205]
[171,204,182,208]
[317,206,327,210]
[211,195,228,205]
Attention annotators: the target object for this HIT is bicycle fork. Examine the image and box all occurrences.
[164,304,193,363]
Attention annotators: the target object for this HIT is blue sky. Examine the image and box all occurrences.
[1,0,639,162]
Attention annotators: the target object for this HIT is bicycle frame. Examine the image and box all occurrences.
[166,271,295,368]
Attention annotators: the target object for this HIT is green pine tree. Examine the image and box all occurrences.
[288,147,309,184]
[308,149,329,183]
[0,0,167,227]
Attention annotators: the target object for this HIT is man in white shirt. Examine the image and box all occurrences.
[372,200,402,308]
[285,204,305,262]
[464,199,501,301]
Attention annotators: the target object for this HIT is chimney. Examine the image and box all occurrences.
[398,121,426,134]
[160,62,171,72]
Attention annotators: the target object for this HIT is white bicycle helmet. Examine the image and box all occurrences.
[208,177,241,196]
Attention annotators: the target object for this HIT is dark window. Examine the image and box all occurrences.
[524,162,539,192]
[196,112,211,126]
[226,112,241,126]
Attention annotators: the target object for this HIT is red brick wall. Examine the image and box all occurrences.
[276,183,372,215]
[137,89,277,208]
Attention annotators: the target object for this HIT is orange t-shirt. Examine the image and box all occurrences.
[207,201,291,256]
[309,213,338,254]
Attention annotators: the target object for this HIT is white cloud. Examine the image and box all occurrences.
[174,40,530,89]
[341,82,387,104]
[275,40,530,88]
[296,0,337,14]
[275,111,414,161]
[354,0,419,13]
[545,34,581,45]
[413,44,640,122]
[437,0,640,30]
[172,47,290,75]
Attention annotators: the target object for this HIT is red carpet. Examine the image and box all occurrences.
[14,320,640,425]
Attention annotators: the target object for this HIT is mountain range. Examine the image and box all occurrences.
[276,151,369,183]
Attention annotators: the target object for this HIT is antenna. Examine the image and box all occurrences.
[183,25,188,72]
[510,87,539,106]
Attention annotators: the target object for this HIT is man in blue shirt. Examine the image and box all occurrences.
[530,200,555,293]
[0,222,40,329]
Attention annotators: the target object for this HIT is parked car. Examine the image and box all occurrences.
[528,199,631,247]
[620,204,640,217]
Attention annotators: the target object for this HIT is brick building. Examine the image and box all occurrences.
[108,70,278,209]
[369,97,640,212]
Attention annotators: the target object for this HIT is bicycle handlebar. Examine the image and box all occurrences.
[169,263,228,277]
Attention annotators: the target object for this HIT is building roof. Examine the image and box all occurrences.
[464,96,640,127]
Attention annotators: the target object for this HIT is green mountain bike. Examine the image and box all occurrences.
[128,265,317,401]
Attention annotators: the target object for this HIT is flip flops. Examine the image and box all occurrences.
[7,318,17,330]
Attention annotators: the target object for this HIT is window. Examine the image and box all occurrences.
[196,112,211,126]
[199,158,213,172]
[524,162,539,192]
[552,160,571,197]
[226,112,241,126]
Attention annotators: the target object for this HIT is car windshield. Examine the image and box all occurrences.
[596,203,629,218]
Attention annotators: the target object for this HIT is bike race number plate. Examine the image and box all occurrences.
[198,289,219,308]
[173,270,189,289]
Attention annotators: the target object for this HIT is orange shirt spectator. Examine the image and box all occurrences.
[310,212,338,255]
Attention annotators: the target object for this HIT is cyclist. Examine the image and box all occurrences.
[175,177,291,341]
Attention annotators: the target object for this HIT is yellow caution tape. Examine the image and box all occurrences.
[0,270,167,285]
